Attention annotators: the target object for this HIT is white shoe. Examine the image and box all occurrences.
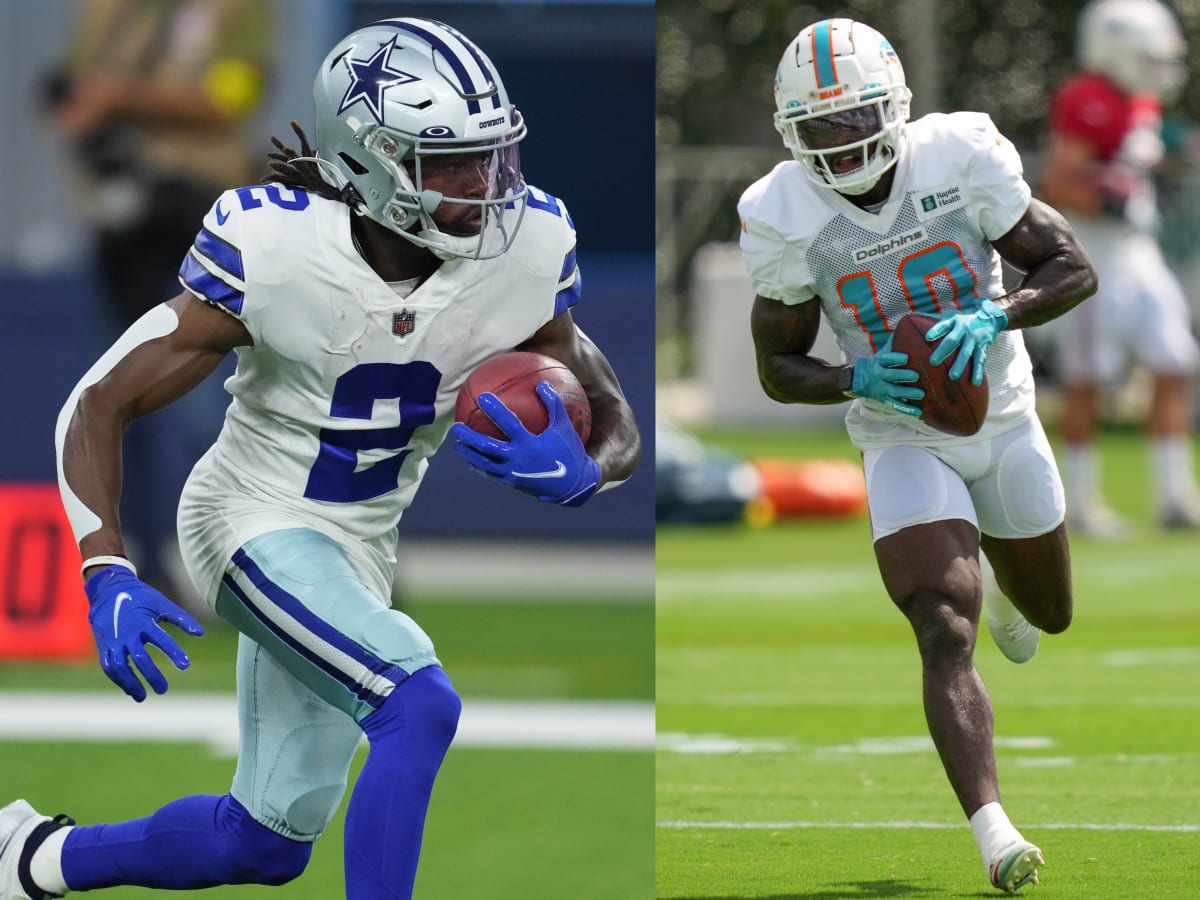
[988,839,1044,893]
[1067,504,1131,540]
[0,800,68,899]
[985,593,1040,664]
[1159,497,1200,530]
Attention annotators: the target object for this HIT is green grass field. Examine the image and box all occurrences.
[657,427,1200,899]
[0,595,654,899]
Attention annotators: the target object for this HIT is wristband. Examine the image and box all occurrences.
[80,555,137,580]
[838,364,856,398]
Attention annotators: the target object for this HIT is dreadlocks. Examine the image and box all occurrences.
[263,120,362,207]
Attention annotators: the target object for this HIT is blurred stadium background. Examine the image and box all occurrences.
[656,0,1200,896]
[0,1,653,898]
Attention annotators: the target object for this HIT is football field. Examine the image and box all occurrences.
[657,427,1200,898]
[0,593,654,899]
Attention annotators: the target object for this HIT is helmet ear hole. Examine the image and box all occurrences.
[338,152,370,175]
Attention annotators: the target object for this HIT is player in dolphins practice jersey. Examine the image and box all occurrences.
[739,19,1096,895]
[0,19,640,900]
[1040,0,1200,535]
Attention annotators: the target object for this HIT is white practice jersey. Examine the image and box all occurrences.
[176,183,579,602]
[739,111,1037,446]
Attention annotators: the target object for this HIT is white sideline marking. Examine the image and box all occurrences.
[1099,647,1200,667]
[657,548,1200,602]
[656,820,1200,833]
[657,732,795,754]
[664,690,1200,710]
[657,732,1055,756]
[1011,756,1077,768]
[394,542,652,600]
[0,693,653,754]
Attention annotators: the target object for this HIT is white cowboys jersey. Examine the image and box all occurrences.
[176,183,579,604]
[739,111,1036,446]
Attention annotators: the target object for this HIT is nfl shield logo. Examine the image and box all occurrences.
[393,309,416,337]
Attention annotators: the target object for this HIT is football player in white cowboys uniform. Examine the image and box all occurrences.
[0,18,639,900]
[739,19,1096,894]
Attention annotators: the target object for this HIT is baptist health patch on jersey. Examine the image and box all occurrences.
[914,184,967,220]
[737,110,1036,439]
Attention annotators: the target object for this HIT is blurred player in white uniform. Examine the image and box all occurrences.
[0,18,639,900]
[1041,0,1200,535]
[739,19,1097,894]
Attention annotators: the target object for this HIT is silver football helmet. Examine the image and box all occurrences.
[1078,0,1187,102]
[773,19,912,195]
[313,18,528,260]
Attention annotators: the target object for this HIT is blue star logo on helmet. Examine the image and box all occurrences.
[338,36,420,124]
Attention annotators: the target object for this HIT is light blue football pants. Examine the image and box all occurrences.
[214,527,444,840]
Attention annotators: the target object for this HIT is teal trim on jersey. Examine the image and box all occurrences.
[813,20,837,88]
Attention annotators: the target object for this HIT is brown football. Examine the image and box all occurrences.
[455,351,592,442]
[889,313,989,436]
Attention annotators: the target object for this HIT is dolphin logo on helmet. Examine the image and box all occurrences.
[773,18,912,196]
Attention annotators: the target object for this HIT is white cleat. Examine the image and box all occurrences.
[1067,505,1131,540]
[0,799,63,899]
[988,839,1044,894]
[985,594,1040,664]
[1159,497,1200,530]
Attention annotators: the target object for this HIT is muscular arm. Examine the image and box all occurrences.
[989,197,1099,330]
[751,296,850,405]
[59,293,251,571]
[517,310,641,485]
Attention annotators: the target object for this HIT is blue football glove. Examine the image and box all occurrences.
[925,298,1009,386]
[450,381,601,507]
[850,342,924,417]
[84,566,205,702]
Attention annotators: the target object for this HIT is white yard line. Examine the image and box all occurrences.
[656,820,1200,833]
[393,542,653,600]
[0,693,654,754]
[657,548,1200,602]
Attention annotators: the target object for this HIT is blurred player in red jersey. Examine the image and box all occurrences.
[1041,0,1200,535]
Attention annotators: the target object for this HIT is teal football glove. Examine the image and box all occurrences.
[925,298,1008,385]
[850,343,924,418]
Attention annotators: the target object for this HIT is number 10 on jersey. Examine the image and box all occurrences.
[838,240,980,350]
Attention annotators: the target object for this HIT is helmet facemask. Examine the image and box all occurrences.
[772,19,912,196]
[312,18,531,261]
[775,87,909,196]
[358,112,528,261]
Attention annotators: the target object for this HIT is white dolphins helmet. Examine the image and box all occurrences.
[1078,0,1187,102]
[313,18,528,260]
[773,19,912,195]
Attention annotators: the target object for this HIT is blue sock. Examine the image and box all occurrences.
[344,666,461,899]
[62,794,311,890]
